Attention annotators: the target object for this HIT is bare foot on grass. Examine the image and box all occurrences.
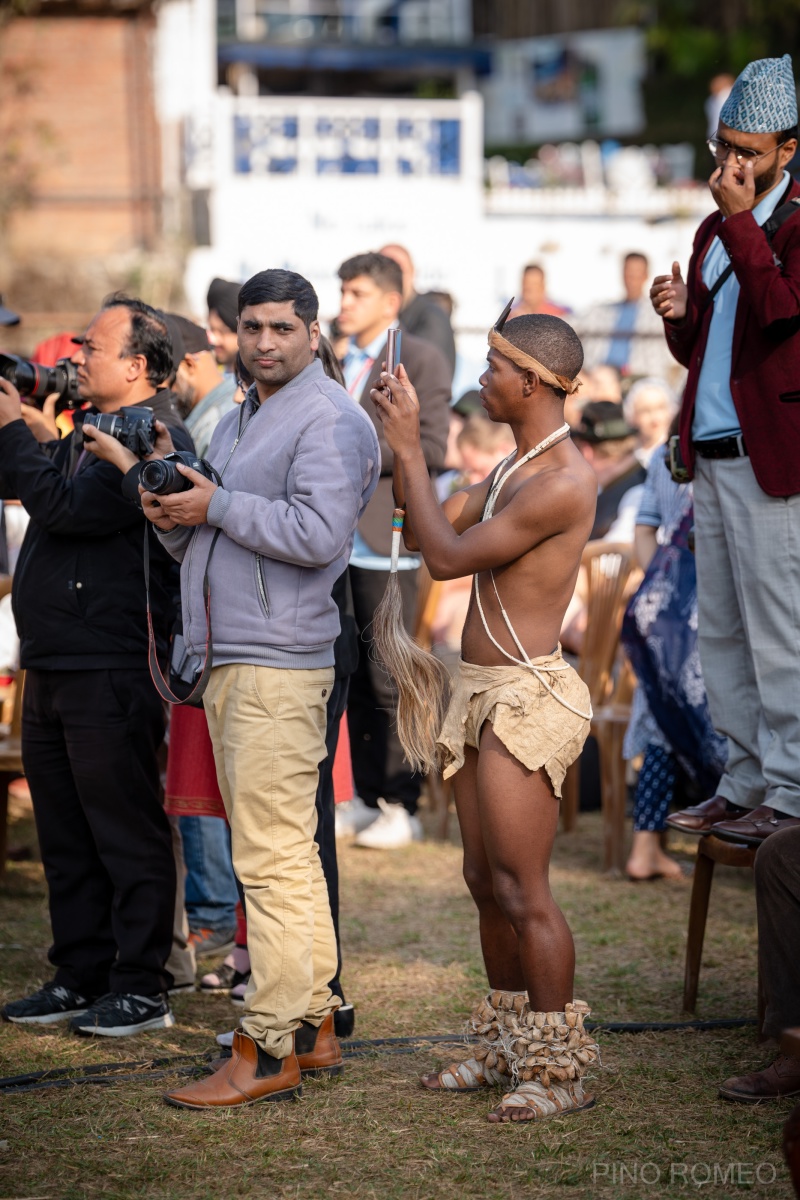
[626,830,687,881]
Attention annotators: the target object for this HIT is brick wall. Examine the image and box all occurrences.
[1,11,162,261]
[472,0,621,38]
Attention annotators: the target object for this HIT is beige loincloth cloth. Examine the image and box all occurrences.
[436,652,591,798]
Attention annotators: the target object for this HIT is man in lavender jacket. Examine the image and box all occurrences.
[141,269,380,1109]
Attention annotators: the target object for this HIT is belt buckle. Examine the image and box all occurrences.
[735,433,745,457]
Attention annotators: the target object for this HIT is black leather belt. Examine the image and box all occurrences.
[693,434,748,459]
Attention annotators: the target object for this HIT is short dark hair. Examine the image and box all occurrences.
[237,269,319,330]
[780,125,798,144]
[624,251,649,269]
[502,314,584,398]
[523,263,544,276]
[102,294,174,387]
[338,252,403,295]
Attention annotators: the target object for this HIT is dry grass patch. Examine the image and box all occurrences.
[0,802,792,1199]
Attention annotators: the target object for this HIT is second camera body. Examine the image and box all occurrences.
[140,451,216,495]
[82,406,156,458]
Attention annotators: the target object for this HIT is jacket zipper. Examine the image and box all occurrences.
[254,553,271,617]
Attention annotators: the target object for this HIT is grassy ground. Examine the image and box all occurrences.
[0,798,793,1200]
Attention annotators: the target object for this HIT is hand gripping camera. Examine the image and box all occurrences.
[81,406,157,458]
[139,451,217,495]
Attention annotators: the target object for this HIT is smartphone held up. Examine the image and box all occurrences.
[384,327,402,396]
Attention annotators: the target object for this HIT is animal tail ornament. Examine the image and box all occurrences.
[372,507,452,775]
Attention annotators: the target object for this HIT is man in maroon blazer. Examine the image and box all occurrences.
[651,55,800,847]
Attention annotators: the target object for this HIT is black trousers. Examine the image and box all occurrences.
[347,565,421,815]
[23,668,175,997]
[315,675,349,1000]
[756,826,800,1039]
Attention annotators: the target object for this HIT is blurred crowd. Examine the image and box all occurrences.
[0,240,695,1002]
[0,212,794,1101]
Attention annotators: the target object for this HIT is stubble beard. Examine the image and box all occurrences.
[754,157,782,196]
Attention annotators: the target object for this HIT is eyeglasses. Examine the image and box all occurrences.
[707,134,786,166]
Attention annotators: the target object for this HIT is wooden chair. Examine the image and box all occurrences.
[592,655,637,872]
[0,671,25,882]
[683,833,763,1032]
[561,543,634,832]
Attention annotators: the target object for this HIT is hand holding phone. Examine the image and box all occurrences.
[384,328,402,396]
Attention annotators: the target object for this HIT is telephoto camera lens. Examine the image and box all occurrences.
[0,353,80,410]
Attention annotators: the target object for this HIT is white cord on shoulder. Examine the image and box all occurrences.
[474,423,593,723]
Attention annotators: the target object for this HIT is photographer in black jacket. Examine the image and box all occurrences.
[0,296,193,1037]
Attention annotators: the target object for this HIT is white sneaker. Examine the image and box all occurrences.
[353,798,423,849]
[335,795,381,838]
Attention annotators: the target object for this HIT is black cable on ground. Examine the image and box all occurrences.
[0,1018,759,1096]
[587,1017,758,1033]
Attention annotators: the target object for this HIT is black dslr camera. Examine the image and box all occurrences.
[140,451,217,495]
[0,353,81,413]
[81,406,156,458]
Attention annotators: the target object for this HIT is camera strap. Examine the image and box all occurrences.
[144,523,222,706]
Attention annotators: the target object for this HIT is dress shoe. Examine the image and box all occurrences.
[294,1011,344,1079]
[665,795,746,835]
[711,804,800,848]
[163,1028,301,1109]
[719,1054,800,1102]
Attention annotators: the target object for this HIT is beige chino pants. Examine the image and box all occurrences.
[203,663,339,1058]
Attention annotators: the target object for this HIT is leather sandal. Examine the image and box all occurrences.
[488,1079,596,1122]
[421,1047,510,1092]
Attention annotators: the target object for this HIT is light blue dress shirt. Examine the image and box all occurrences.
[343,329,421,572]
[692,171,790,441]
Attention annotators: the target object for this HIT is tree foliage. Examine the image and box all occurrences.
[615,0,800,76]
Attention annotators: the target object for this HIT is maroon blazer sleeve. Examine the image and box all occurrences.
[719,207,800,327]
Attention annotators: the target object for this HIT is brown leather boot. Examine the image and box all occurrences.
[164,1029,302,1109]
[294,1012,344,1079]
[718,1055,800,1103]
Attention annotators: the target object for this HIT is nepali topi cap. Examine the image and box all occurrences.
[719,55,798,134]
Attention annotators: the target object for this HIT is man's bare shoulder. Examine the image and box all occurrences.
[513,443,597,521]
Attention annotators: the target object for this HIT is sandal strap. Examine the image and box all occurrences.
[436,1055,509,1090]
[492,1079,587,1119]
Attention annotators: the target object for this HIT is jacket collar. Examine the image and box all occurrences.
[241,357,326,419]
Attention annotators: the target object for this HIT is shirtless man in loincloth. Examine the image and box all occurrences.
[370,306,601,1123]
